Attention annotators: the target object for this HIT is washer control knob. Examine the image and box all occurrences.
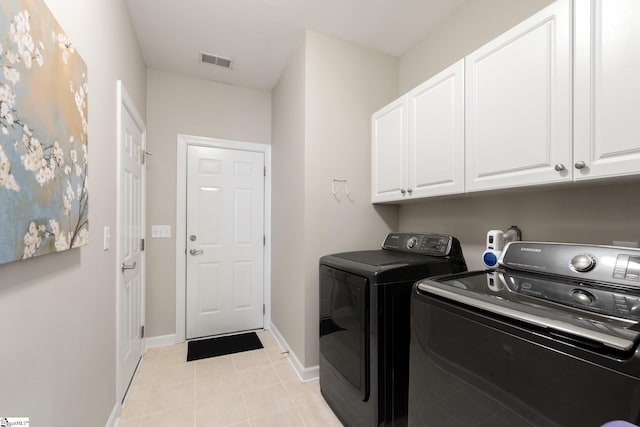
[406,237,418,249]
[570,254,596,272]
[571,289,595,306]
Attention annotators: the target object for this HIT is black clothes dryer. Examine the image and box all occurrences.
[319,232,467,427]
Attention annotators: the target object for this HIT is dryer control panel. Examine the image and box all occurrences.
[382,233,453,257]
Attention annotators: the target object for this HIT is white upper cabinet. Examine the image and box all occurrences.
[408,60,465,198]
[465,0,573,192]
[371,96,408,203]
[372,60,464,203]
[574,0,640,180]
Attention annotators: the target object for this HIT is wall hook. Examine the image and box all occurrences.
[332,179,342,202]
[332,179,353,202]
[344,181,354,202]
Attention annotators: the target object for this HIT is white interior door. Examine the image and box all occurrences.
[116,82,145,403]
[186,145,265,339]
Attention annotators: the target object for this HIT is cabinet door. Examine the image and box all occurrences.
[465,0,572,192]
[371,96,408,203]
[408,60,465,198]
[574,0,640,180]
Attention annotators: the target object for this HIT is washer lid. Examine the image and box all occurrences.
[417,271,640,352]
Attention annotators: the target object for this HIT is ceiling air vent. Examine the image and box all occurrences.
[200,52,232,69]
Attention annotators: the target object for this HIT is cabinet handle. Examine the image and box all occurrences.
[407,188,413,194]
[554,163,566,172]
[400,188,406,195]
[574,161,586,170]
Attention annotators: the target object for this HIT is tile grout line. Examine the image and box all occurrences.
[126,331,337,426]
[236,352,253,427]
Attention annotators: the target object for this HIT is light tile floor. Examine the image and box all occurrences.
[117,330,343,427]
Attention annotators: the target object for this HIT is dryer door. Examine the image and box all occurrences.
[319,265,369,400]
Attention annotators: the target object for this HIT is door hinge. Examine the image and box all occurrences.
[264,166,266,177]
[141,238,145,251]
[263,235,266,246]
[263,304,265,315]
[141,325,145,338]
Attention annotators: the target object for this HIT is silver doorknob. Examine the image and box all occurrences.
[189,249,204,256]
[574,161,586,169]
[554,163,566,172]
[407,188,413,194]
[400,188,406,195]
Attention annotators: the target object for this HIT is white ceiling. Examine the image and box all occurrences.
[125,0,467,91]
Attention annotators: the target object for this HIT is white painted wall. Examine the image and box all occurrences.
[271,31,399,368]
[400,183,640,271]
[0,0,146,425]
[145,69,271,337]
[303,31,399,366]
[399,0,554,93]
[397,0,640,269]
[271,38,308,364]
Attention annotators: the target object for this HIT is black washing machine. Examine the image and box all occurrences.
[409,241,640,426]
[319,232,467,426]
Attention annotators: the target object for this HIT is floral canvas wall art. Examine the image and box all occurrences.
[0,0,88,265]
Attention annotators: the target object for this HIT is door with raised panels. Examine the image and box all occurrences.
[116,82,145,403]
[465,0,572,192]
[574,0,640,180]
[186,146,265,339]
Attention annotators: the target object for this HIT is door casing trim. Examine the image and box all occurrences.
[175,134,271,343]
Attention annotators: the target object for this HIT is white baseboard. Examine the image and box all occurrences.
[105,402,120,427]
[269,322,319,383]
[144,333,178,352]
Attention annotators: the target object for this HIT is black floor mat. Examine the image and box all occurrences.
[187,332,263,362]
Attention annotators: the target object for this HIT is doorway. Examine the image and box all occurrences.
[175,135,271,343]
[116,81,146,403]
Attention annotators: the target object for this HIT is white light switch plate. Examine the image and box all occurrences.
[151,225,172,238]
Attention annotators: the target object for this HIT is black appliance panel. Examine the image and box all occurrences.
[319,265,369,400]
[409,289,640,427]
[409,241,640,427]
[319,232,467,427]
[382,233,454,256]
